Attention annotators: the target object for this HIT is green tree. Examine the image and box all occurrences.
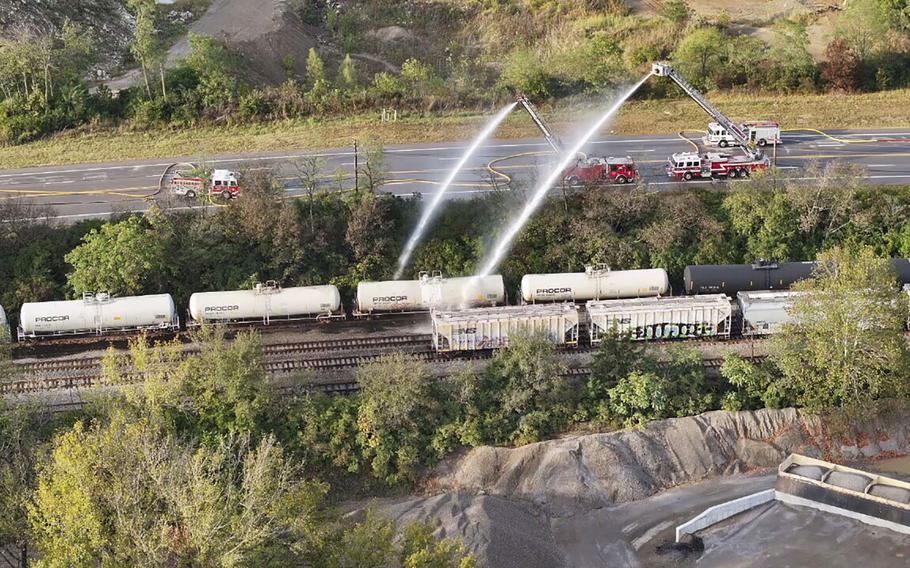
[453,331,569,446]
[306,47,326,87]
[356,353,444,484]
[104,328,273,439]
[339,54,357,88]
[65,215,165,296]
[128,0,164,98]
[720,353,796,410]
[662,0,692,23]
[606,347,714,427]
[770,244,910,411]
[29,418,328,567]
[399,521,476,568]
[670,27,729,90]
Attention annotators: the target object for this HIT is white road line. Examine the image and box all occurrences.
[1,130,907,179]
[816,143,845,147]
[868,164,896,167]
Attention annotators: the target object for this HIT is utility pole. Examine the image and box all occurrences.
[353,139,359,191]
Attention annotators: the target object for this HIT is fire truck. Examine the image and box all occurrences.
[517,95,638,185]
[667,151,770,180]
[171,169,241,199]
[705,121,781,148]
[651,63,772,179]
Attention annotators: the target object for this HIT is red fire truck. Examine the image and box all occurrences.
[171,169,241,200]
[564,156,637,185]
[666,151,770,180]
[517,95,638,186]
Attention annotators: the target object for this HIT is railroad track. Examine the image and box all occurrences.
[4,331,765,397]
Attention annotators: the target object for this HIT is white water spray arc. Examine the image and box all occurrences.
[394,102,517,280]
[475,74,652,278]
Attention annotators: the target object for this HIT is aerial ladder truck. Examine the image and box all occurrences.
[651,63,772,181]
[516,95,638,185]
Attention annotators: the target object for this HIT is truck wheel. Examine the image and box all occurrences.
[719,140,728,148]
[567,176,581,186]
[615,175,627,184]
[185,190,196,199]
[758,139,767,147]
[729,169,738,179]
[683,172,693,181]
[741,169,750,177]
[221,190,232,200]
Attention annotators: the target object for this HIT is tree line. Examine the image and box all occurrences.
[3,0,910,144]
[2,161,910,321]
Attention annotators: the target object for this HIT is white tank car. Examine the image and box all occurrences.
[586,294,732,343]
[19,293,178,339]
[432,303,580,352]
[356,274,505,314]
[521,265,669,303]
[188,282,342,324]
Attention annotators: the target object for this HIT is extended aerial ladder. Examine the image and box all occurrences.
[516,95,564,155]
[651,62,762,159]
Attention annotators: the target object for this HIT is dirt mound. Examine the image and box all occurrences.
[166,0,317,84]
[0,0,132,70]
[382,493,566,568]
[433,408,910,516]
[372,409,910,567]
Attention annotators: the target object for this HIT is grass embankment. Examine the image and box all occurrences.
[1,89,908,169]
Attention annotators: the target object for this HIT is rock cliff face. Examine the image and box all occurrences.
[380,409,910,567]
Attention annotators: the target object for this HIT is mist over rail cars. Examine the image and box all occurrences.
[432,303,580,352]
[586,295,732,344]
[737,290,802,336]
[685,259,910,296]
[356,274,505,315]
[188,282,342,325]
[521,266,670,303]
[18,293,178,340]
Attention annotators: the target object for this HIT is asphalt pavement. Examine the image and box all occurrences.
[1,128,909,222]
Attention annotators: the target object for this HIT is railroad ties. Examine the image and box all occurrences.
[4,332,767,402]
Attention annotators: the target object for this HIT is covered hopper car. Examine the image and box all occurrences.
[356,273,505,316]
[521,265,669,303]
[432,303,580,352]
[188,282,342,325]
[586,295,732,344]
[737,290,802,336]
[18,293,179,340]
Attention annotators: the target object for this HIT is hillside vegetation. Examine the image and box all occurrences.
[0,0,908,154]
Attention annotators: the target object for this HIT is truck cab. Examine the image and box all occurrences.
[210,170,241,199]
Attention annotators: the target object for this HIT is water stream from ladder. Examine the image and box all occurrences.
[394,102,518,280]
[474,74,653,279]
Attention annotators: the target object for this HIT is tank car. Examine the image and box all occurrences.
[521,265,669,303]
[737,290,802,336]
[356,273,505,315]
[432,303,580,352]
[683,260,815,296]
[586,294,732,344]
[18,293,178,340]
[188,282,342,325]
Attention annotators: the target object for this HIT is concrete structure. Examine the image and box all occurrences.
[676,453,910,542]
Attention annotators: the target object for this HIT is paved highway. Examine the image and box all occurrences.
[1,128,909,221]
